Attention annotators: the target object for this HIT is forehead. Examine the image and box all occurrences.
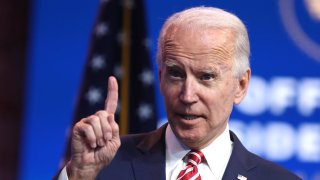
[163,25,236,65]
[168,25,233,45]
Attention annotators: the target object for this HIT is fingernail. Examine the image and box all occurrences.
[91,143,97,148]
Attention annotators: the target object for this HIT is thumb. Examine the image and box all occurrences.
[108,114,120,139]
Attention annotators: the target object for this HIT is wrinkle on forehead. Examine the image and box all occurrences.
[163,25,236,66]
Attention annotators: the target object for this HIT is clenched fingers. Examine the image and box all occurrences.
[75,111,119,149]
[96,110,112,141]
[83,115,104,148]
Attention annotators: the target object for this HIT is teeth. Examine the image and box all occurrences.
[182,115,198,120]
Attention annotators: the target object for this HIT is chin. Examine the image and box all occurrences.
[175,128,204,146]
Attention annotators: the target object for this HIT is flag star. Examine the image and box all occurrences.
[114,65,123,78]
[140,69,154,85]
[95,22,109,37]
[137,103,153,121]
[91,55,106,70]
[86,87,103,105]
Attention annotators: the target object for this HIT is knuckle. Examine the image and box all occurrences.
[74,121,82,129]
[84,116,100,125]
[90,115,100,121]
[96,110,108,117]
[74,121,86,132]
[82,123,92,133]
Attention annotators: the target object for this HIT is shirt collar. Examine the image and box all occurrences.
[165,124,233,177]
[201,125,233,177]
[165,124,189,169]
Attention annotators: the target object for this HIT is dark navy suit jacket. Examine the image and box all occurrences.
[96,124,301,180]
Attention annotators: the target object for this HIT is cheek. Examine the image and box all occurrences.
[221,80,237,99]
[161,83,180,103]
[205,83,235,114]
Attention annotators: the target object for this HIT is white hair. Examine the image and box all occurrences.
[157,6,250,78]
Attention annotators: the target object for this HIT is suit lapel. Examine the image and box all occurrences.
[222,131,257,180]
[129,127,256,180]
[131,125,167,180]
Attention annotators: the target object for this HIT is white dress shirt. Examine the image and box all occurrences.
[165,124,233,180]
[58,124,233,180]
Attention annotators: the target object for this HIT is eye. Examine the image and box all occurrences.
[199,73,216,81]
[167,66,185,79]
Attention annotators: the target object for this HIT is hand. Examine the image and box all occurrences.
[67,76,121,180]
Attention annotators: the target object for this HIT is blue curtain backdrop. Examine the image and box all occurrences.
[20,0,320,179]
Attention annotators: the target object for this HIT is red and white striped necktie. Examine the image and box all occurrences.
[177,150,205,180]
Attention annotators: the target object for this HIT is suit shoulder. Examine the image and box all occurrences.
[248,151,301,179]
[116,133,148,155]
[228,131,301,180]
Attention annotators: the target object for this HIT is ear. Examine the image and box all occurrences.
[234,68,251,104]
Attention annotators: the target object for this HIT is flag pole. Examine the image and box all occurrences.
[120,0,131,135]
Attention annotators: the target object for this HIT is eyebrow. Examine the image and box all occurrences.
[200,68,218,73]
[164,59,220,75]
[163,59,181,67]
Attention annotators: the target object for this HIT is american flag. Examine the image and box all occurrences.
[63,0,157,162]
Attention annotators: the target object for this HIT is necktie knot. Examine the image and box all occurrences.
[187,150,204,165]
[177,150,205,180]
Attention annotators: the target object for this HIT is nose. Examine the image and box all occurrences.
[179,77,199,104]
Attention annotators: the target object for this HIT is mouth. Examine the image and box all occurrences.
[178,113,203,120]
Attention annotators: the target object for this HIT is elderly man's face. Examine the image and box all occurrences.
[159,27,249,149]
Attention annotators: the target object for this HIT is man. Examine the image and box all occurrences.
[57,7,301,180]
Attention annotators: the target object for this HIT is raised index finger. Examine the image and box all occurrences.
[104,76,118,114]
